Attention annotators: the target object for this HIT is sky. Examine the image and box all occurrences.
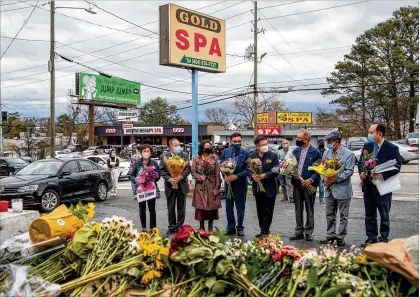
[1,0,418,123]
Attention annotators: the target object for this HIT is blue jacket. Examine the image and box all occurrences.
[292,146,322,187]
[248,151,279,197]
[357,141,402,188]
[220,148,250,195]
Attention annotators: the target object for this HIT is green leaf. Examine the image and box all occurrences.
[307,265,318,289]
[209,235,220,243]
[317,265,327,276]
[213,249,227,259]
[408,286,418,296]
[212,227,229,244]
[215,259,232,276]
[210,280,228,294]
[321,285,351,297]
[126,267,141,277]
[160,254,170,268]
[205,276,216,289]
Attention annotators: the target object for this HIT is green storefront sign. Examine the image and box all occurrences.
[78,72,141,106]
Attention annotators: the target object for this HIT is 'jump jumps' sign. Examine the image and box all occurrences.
[159,4,226,73]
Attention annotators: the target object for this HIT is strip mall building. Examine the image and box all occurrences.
[95,125,224,146]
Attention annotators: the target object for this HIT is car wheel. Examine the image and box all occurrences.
[95,182,108,202]
[40,190,60,212]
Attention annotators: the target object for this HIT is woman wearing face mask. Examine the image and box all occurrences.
[191,140,222,231]
[130,144,160,231]
[107,150,120,196]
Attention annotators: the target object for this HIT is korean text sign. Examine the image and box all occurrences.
[159,4,226,73]
[78,72,141,106]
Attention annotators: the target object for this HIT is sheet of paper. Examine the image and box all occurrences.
[376,173,401,196]
[373,166,399,174]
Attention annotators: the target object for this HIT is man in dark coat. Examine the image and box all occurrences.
[290,130,322,242]
[358,124,401,247]
[249,136,280,237]
[220,132,250,236]
[159,138,191,235]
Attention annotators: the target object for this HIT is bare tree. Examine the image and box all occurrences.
[204,107,231,125]
[232,92,286,127]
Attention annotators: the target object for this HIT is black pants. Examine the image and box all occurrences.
[166,188,186,232]
[139,198,156,229]
[255,192,276,234]
[294,184,315,236]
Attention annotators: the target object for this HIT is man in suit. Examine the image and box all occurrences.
[317,139,326,204]
[290,130,322,241]
[159,138,191,235]
[220,132,250,236]
[358,124,401,246]
[320,131,355,247]
[278,139,294,203]
[250,136,280,237]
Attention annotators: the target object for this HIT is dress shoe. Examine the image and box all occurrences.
[165,229,176,236]
[237,230,244,236]
[199,221,205,230]
[289,234,304,240]
[281,197,288,201]
[320,237,335,245]
[336,239,346,247]
[255,233,263,238]
[225,230,236,235]
[208,221,214,232]
[378,237,389,243]
[289,199,294,203]
[361,239,378,248]
[305,235,314,241]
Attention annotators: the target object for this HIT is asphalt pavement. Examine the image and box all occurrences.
[91,161,419,249]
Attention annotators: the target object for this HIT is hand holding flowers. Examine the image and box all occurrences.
[220,159,236,199]
[248,158,266,193]
[309,157,343,191]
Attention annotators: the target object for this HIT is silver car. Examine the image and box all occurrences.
[406,132,419,147]
[354,142,419,164]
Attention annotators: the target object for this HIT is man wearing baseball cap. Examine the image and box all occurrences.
[320,131,355,246]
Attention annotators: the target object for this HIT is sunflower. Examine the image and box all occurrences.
[86,203,95,221]
[93,222,101,233]
[141,269,162,284]
[356,255,369,265]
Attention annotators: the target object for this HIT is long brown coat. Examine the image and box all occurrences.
[191,154,222,210]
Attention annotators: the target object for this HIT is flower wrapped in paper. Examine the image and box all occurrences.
[163,155,188,189]
[280,153,317,194]
[308,157,343,190]
[220,159,236,199]
[248,158,266,193]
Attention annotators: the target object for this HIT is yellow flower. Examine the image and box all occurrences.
[86,203,95,221]
[141,270,162,284]
[152,228,160,238]
[93,223,101,233]
[155,259,165,270]
[356,255,369,265]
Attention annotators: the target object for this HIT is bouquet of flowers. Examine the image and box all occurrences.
[136,166,159,192]
[280,153,317,194]
[164,155,188,189]
[248,158,266,193]
[199,159,216,195]
[220,159,236,199]
[360,150,377,187]
[308,157,343,191]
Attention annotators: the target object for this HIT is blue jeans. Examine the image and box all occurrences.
[226,194,246,232]
[363,185,392,241]
[318,176,325,200]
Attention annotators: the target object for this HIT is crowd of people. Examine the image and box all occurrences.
[123,123,401,248]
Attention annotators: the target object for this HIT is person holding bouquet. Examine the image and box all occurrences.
[130,144,160,231]
[159,138,191,235]
[277,139,294,203]
[107,150,120,197]
[191,140,222,232]
[318,131,355,247]
[290,130,322,242]
[129,145,142,200]
[358,124,401,247]
[249,136,280,238]
[220,133,250,236]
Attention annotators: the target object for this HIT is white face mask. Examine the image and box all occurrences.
[142,152,150,159]
[260,145,269,153]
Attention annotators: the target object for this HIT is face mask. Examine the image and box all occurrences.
[296,140,304,147]
[142,152,150,159]
[326,143,334,150]
[283,144,289,149]
[204,148,213,154]
[318,144,325,149]
[260,145,269,153]
[232,143,241,150]
[173,146,182,154]
[367,134,375,143]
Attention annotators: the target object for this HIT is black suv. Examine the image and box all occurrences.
[0,157,28,176]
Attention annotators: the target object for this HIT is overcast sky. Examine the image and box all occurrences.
[1,0,418,122]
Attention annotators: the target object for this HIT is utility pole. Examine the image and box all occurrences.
[49,0,56,157]
[253,0,258,137]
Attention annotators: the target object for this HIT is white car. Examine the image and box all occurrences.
[83,155,131,179]
[83,146,99,156]
[406,132,419,147]
[67,152,83,158]
[55,151,68,159]
[354,142,419,164]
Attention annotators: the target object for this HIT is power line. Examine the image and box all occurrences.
[85,0,158,35]
[259,0,305,10]
[262,61,296,81]
[260,1,369,20]
[0,0,38,59]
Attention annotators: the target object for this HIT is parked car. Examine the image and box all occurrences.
[83,155,131,179]
[55,151,69,159]
[0,157,29,176]
[66,144,85,152]
[19,156,34,164]
[347,137,368,151]
[67,152,83,158]
[99,145,113,154]
[0,158,111,212]
[405,132,419,147]
[354,142,419,164]
[83,146,99,156]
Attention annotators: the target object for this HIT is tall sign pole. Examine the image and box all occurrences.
[88,103,94,146]
[50,0,56,157]
[253,0,258,137]
[192,69,199,157]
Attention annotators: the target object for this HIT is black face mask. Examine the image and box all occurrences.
[296,140,304,147]
[232,143,241,150]
[318,144,325,149]
[204,148,213,154]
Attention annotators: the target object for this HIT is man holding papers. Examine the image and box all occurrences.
[358,124,402,247]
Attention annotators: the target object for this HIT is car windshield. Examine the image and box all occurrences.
[17,161,63,175]
[86,147,96,151]
[407,133,419,138]
[7,158,27,164]
[348,137,368,142]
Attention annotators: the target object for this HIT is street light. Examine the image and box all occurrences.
[49,0,97,157]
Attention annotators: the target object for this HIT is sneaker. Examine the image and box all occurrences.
[289,234,304,240]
